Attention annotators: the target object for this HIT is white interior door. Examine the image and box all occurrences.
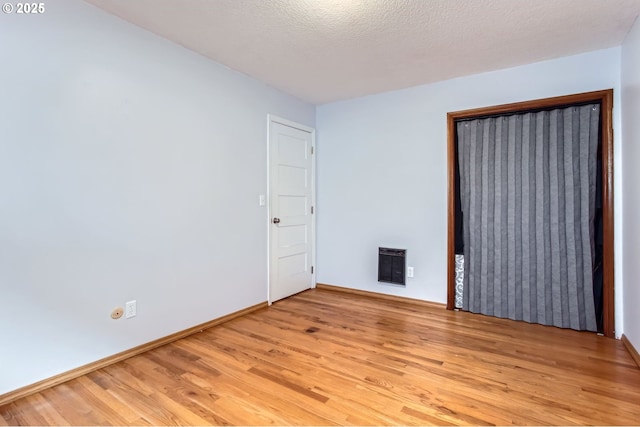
[269,117,315,303]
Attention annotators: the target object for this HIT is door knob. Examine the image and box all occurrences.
[272,217,280,224]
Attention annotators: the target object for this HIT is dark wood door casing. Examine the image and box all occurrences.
[446,89,615,338]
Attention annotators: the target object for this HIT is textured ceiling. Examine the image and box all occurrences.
[83,0,640,104]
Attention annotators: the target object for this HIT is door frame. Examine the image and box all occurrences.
[446,89,615,338]
[267,114,316,305]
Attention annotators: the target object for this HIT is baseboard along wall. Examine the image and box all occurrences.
[315,283,446,310]
[621,334,640,368]
[0,301,268,406]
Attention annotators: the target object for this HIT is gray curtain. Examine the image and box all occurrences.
[457,104,599,331]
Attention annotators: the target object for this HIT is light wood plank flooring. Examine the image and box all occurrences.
[2,288,639,425]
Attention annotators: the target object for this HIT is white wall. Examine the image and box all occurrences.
[0,0,314,395]
[317,48,624,335]
[622,18,640,350]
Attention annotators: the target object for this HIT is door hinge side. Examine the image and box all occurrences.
[311,146,314,155]
[311,206,314,214]
[311,266,314,274]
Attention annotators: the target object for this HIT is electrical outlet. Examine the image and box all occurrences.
[125,300,137,318]
[407,267,414,278]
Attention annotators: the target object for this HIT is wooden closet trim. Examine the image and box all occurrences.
[446,89,615,338]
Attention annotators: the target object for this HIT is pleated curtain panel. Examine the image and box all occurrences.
[457,104,599,331]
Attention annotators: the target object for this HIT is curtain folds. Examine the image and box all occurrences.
[457,104,599,331]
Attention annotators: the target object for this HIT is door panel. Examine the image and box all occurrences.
[269,119,314,303]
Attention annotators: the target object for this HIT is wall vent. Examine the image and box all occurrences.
[378,247,406,285]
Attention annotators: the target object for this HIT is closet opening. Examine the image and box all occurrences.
[446,90,614,337]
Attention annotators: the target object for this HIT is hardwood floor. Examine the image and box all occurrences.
[2,287,639,425]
